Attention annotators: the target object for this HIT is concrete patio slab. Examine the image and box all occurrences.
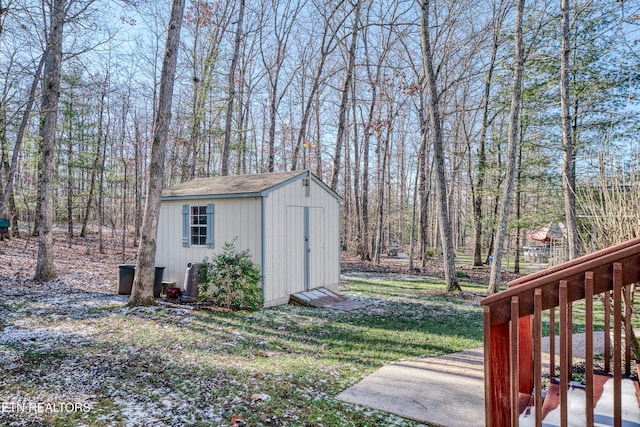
[336,348,485,426]
[335,332,619,426]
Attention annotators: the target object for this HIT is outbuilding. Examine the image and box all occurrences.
[156,170,342,307]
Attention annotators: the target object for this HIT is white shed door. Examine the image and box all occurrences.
[308,207,325,289]
[286,206,324,292]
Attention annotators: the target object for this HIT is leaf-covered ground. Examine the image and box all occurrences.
[0,232,485,426]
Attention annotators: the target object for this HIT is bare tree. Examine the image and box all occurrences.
[34,0,66,282]
[221,0,245,176]
[80,70,109,237]
[561,0,579,259]
[470,0,507,266]
[129,0,185,306]
[183,0,232,180]
[330,0,361,190]
[290,0,345,171]
[419,0,460,293]
[260,0,302,172]
[358,4,384,260]
[488,0,526,294]
[0,56,44,227]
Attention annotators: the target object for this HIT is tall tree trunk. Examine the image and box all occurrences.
[514,135,523,274]
[133,116,142,246]
[359,50,383,261]
[360,101,371,262]
[129,0,185,306]
[398,132,405,249]
[351,75,362,256]
[8,187,17,237]
[418,99,430,268]
[374,133,388,264]
[1,95,7,223]
[98,106,109,254]
[408,154,420,271]
[488,0,526,293]
[313,94,322,176]
[419,0,460,292]
[35,0,66,282]
[238,79,248,174]
[330,0,361,190]
[561,0,579,259]
[120,151,127,263]
[472,0,505,266]
[66,102,74,243]
[80,77,106,237]
[1,57,44,222]
[221,0,244,176]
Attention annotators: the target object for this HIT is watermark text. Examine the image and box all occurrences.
[1,401,91,414]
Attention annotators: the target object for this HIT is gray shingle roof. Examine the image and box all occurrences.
[161,170,308,199]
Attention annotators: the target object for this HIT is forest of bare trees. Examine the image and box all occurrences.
[1,0,639,291]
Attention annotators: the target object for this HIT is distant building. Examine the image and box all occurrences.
[525,222,568,265]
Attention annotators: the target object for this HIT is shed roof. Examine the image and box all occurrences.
[161,170,342,202]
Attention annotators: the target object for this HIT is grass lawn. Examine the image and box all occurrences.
[454,252,544,276]
[2,267,635,426]
[0,274,486,427]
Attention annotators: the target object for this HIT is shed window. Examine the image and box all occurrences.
[182,203,215,248]
[190,206,208,245]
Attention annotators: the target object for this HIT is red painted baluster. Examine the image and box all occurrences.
[613,263,622,427]
[604,290,611,374]
[550,307,556,380]
[533,289,542,427]
[559,281,568,427]
[585,271,594,427]
[511,296,520,426]
[624,284,632,376]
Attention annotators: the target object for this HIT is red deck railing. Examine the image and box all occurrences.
[481,237,639,426]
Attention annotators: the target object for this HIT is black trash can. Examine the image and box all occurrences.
[153,267,165,298]
[118,265,165,297]
[118,264,136,295]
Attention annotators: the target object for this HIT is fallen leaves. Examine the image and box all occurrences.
[251,392,271,403]
[230,413,244,426]
[0,232,434,427]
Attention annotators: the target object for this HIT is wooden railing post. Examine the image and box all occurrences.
[483,307,493,427]
[613,262,622,427]
[484,306,511,427]
[518,315,533,394]
[624,283,632,376]
[604,290,611,373]
[567,302,573,381]
[585,272,594,427]
[533,289,542,427]
[559,281,568,427]
[511,297,520,427]
[549,307,556,379]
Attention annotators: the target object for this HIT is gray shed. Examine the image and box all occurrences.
[156,170,342,307]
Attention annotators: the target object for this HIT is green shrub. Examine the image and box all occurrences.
[456,270,471,279]
[197,240,264,310]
